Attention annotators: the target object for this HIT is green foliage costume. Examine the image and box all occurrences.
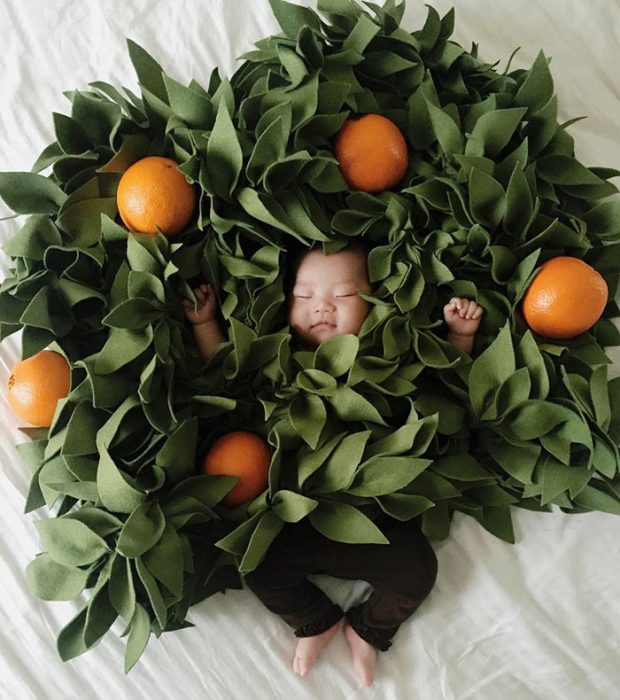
[0,0,619,672]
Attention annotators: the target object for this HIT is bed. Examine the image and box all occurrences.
[1,1,619,698]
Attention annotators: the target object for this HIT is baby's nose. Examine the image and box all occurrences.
[314,296,336,312]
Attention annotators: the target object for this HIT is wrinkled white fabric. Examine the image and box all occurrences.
[0,1,619,698]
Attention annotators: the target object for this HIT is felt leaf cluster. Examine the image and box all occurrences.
[1,0,620,670]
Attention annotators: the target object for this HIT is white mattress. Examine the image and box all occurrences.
[1,1,619,698]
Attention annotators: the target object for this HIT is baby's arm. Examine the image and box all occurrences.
[182,283,226,362]
[443,297,483,355]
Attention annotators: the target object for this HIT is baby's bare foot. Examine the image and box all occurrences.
[292,622,340,677]
[344,622,376,687]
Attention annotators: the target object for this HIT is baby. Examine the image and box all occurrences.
[183,241,483,687]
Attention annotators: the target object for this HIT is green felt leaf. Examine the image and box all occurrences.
[469,323,515,418]
[487,441,541,484]
[117,502,166,559]
[95,327,153,374]
[19,286,72,337]
[84,579,117,649]
[477,506,515,544]
[26,553,90,601]
[365,416,437,458]
[215,512,263,556]
[164,74,212,129]
[583,200,620,239]
[537,155,606,186]
[54,112,92,154]
[0,172,66,214]
[136,558,167,628]
[309,501,389,544]
[207,97,243,199]
[348,456,431,496]
[124,604,151,674]
[295,368,337,395]
[239,510,285,573]
[142,524,184,598]
[426,101,463,156]
[328,386,387,424]
[573,483,620,515]
[289,393,326,449]
[421,502,450,539]
[277,45,309,88]
[3,215,63,260]
[432,454,494,482]
[97,446,146,515]
[514,51,554,114]
[342,13,380,54]
[66,507,124,537]
[308,430,372,494]
[590,365,611,430]
[414,394,464,435]
[70,91,121,146]
[296,433,344,489]
[313,333,359,376]
[155,418,198,484]
[109,555,137,622]
[269,0,321,39]
[376,493,434,521]
[515,331,549,400]
[505,400,579,440]
[271,490,318,522]
[469,168,505,229]
[467,108,527,159]
[57,606,89,662]
[127,39,167,103]
[164,478,237,514]
[504,163,534,235]
[35,517,110,567]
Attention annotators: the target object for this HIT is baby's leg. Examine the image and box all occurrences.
[244,523,343,676]
[343,621,376,687]
[344,520,437,649]
[324,520,438,685]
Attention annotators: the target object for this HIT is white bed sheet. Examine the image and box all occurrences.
[1,1,619,698]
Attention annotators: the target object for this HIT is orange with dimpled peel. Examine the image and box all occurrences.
[116,156,196,237]
[334,113,409,193]
[203,431,271,507]
[7,350,71,427]
[521,256,608,339]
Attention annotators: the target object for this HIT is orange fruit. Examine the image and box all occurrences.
[522,256,608,339]
[203,431,271,507]
[7,350,71,427]
[334,113,409,192]
[116,156,196,237]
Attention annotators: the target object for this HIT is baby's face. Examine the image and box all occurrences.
[288,247,373,347]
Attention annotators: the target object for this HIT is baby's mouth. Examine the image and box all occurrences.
[312,320,336,329]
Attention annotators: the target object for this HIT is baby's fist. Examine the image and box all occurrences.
[444,297,483,337]
[183,284,218,326]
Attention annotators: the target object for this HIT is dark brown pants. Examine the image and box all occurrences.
[244,518,437,651]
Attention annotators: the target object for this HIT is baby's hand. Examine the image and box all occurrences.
[183,283,218,326]
[443,297,483,337]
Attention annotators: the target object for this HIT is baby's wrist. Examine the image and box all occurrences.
[447,329,476,338]
[192,317,218,328]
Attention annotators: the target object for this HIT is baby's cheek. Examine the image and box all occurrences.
[343,299,371,333]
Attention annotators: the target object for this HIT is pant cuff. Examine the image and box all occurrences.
[345,605,395,652]
[294,604,344,638]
